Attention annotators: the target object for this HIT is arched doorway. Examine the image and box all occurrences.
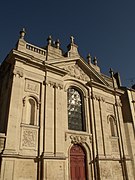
[70,144,87,180]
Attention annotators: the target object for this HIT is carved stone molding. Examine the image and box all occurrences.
[46,79,63,89]
[21,128,37,149]
[91,94,105,102]
[13,67,23,78]
[22,96,40,109]
[99,96,105,102]
[115,101,122,107]
[64,64,90,82]
[70,135,87,144]
[25,79,40,94]
[65,132,92,145]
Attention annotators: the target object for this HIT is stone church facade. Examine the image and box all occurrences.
[0,29,135,179]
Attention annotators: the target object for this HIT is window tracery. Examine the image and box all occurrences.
[68,88,85,131]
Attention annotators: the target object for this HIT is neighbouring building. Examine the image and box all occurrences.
[0,29,135,180]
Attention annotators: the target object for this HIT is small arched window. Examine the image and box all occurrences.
[108,116,117,137]
[67,88,85,131]
[27,98,37,125]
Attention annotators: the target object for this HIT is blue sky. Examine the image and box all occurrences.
[0,0,135,87]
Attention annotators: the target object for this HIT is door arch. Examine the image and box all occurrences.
[70,144,87,180]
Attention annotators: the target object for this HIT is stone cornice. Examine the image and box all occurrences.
[45,63,67,76]
[4,50,68,77]
[87,81,124,95]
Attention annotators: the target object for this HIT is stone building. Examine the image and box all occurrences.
[0,29,135,179]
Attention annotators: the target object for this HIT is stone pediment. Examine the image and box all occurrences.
[64,64,90,82]
[49,58,110,86]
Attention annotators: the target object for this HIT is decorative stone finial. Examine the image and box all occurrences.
[52,41,55,46]
[87,53,92,64]
[70,36,74,44]
[55,39,60,49]
[109,68,114,77]
[67,36,79,57]
[47,35,52,45]
[93,57,97,66]
[20,28,26,39]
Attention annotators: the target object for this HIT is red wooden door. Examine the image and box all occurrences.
[70,145,87,180]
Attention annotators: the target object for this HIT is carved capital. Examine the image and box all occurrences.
[46,80,63,89]
[90,94,96,100]
[58,83,63,90]
[100,97,105,102]
[95,95,100,101]
[0,133,6,152]
[91,94,105,102]
[13,68,23,78]
[115,101,122,107]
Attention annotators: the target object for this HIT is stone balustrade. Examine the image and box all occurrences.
[26,43,46,56]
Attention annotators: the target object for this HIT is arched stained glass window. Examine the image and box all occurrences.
[68,88,85,131]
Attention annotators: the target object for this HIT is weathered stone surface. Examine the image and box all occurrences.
[0,33,134,179]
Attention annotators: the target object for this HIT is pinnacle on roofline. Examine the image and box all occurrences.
[47,35,52,45]
[109,68,114,77]
[70,36,75,44]
[17,29,100,69]
[93,57,97,66]
[87,53,92,65]
[20,28,26,39]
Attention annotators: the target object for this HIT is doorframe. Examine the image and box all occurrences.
[68,143,93,180]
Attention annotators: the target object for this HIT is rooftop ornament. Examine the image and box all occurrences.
[87,53,92,64]
[109,68,114,77]
[93,57,97,66]
[52,41,55,46]
[70,36,75,44]
[55,39,60,49]
[67,35,79,57]
[47,35,52,45]
[20,28,26,39]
